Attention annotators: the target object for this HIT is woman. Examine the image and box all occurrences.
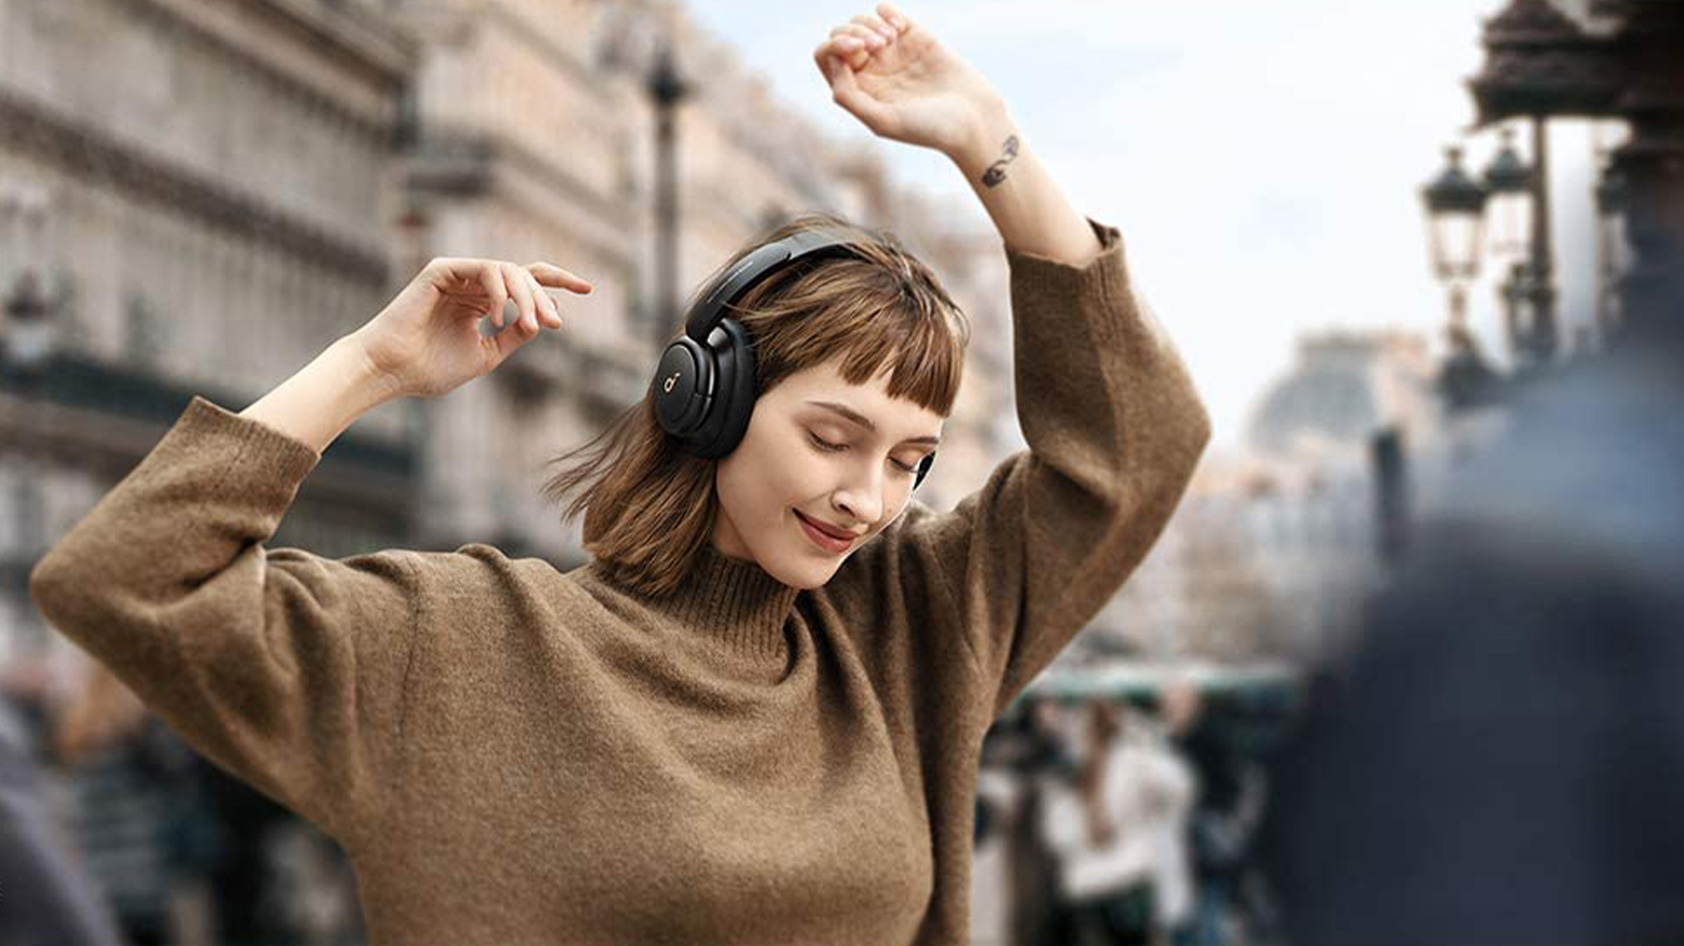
[1040,700,1198,946]
[28,5,1210,943]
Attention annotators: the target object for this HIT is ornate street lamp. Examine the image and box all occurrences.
[1422,145,1505,410]
[2,270,56,375]
[1467,0,1621,363]
[1420,144,1489,331]
[1480,126,1533,262]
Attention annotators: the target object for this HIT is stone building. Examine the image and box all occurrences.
[0,0,1015,677]
[0,0,415,672]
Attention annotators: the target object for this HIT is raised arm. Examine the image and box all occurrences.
[814,4,1212,716]
[27,394,419,843]
[27,256,593,841]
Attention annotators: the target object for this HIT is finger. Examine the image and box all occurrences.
[526,269,558,327]
[850,13,895,43]
[814,38,859,80]
[831,22,880,47]
[501,261,538,333]
[428,256,498,303]
[524,262,593,294]
[474,262,509,328]
[491,307,532,360]
[523,267,561,328]
[828,52,895,130]
[827,26,873,68]
[844,18,887,49]
[815,42,842,84]
[825,22,875,55]
[877,2,911,33]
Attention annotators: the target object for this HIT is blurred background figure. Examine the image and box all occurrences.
[0,662,129,946]
[1039,699,1197,946]
[50,662,219,946]
[1165,678,1281,946]
[987,694,1081,946]
[1261,341,1684,946]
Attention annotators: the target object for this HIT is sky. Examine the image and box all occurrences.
[684,0,1620,447]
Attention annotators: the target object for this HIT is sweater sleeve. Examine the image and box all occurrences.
[838,217,1210,720]
[26,395,422,845]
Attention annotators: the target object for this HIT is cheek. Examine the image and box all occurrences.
[717,433,819,523]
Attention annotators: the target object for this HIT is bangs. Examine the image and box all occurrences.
[824,297,969,418]
[725,236,973,419]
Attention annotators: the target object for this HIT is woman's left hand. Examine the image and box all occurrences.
[813,3,1005,159]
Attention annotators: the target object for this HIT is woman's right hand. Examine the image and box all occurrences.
[350,257,593,399]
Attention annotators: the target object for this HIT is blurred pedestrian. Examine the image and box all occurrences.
[0,672,128,946]
[52,662,213,946]
[1165,677,1278,946]
[1004,695,1082,946]
[1041,699,1196,946]
[1263,343,1684,944]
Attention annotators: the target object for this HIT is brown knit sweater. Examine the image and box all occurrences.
[29,215,1210,945]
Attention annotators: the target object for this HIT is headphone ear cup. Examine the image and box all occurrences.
[912,451,935,490]
[652,336,711,441]
[689,317,759,460]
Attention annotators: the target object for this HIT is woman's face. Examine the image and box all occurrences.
[713,356,945,589]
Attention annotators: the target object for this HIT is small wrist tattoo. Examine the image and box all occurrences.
[980,134,1019,188]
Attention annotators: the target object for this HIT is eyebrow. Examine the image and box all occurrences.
[805,400,942,446]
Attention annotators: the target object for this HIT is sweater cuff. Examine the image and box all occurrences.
[1002,216,1127,308]
[176,394,323,484]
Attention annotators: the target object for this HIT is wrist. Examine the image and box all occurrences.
[947,96,1017,180]
[340,330,406,404]
[237,335,398,455]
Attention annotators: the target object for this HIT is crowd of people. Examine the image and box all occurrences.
[977,682,1282,946]
[0,660,363,946]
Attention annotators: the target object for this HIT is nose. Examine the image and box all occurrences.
[832,461,885,526]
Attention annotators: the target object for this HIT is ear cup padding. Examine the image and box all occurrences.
[687,318,758,460]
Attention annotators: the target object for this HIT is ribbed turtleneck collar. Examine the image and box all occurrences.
[587,542,802,668]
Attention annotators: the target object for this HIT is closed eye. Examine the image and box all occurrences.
[808,432,920,475]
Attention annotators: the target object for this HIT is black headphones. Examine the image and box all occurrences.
[650,227,936,490]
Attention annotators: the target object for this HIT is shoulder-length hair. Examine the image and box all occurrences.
[540,211,971,598]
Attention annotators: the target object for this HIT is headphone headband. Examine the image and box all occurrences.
[684,230,865,343]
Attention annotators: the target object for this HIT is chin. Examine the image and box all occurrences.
[763,547,847,590]
[780,559,842,591]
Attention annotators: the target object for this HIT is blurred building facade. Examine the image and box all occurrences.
[1057,329,1444,668]
[0,0,415,675]
[0,0,1014,684]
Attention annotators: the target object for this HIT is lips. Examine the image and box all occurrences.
[796,511,856,541]
[795,511,859,553]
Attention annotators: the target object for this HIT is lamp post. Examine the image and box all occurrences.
[3,271,56,377]
[1480,127,1533,263]
[1593,153,1628,342]
[647,41,689,351]
[1421,145,1502,410]
[1420,144,1489,332]
[1467,115,1557,368]
[3,270,58,608]
[1498,260,1530,362]
[1466,0,1621,358]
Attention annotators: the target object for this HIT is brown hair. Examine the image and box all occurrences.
[1080,700,1122,845]
[53,662,147,767]
[540,211,971,598]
